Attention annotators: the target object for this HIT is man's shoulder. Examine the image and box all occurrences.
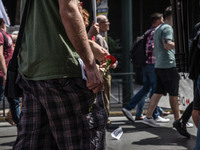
[95,34,104,42]
[96,34,103,39]
[145,27,155,35]
[160,24,172,31]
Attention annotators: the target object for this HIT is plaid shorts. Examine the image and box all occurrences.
[13,77,108,150]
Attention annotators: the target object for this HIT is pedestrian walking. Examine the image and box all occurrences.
[122,13,170,123]
[143,6,181,128]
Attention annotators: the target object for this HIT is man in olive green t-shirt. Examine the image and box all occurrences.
[13,0,108,149]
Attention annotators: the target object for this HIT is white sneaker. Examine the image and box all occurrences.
[142,117,160,127]
[186,122,194,128]
[155,116,170,123]
[122,108,135,123]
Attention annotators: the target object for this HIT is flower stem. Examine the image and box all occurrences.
[89,93,97,112]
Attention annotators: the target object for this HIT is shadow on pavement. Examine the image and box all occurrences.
[106,118,196,150]
[0,141,15,147]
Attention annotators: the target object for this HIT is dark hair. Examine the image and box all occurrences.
[0,18,4,26]
[150,13,163,24]
[163,6,172,19]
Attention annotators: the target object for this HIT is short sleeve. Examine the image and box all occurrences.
[162,25,173,41]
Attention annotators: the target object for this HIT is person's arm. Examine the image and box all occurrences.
[88,23,99,40]
[162,39,175,50]
[192,110,200,127]
[88,40,109,64]
[11,34,18,44]
[110,61,118,69]
[58,0,103,93]
[0,45,7,85]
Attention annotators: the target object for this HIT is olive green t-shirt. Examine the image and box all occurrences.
[19,0,81,80]
[153,23,176,68]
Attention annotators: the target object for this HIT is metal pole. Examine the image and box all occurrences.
[121,0,133,106]
[92,0,97,23]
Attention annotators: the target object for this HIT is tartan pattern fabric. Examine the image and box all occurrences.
[13,77,107,150]
[145,27,156,64]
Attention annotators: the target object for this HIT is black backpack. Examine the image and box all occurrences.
[130,30,152,68]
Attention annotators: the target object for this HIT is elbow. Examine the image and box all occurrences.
[164,45,170,50]
[163,43,174,50]
[59,3,76,22]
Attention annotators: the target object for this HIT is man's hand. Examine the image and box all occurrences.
[110,61,118,69]
[89,40,109,64]
[88,23,99,40]
[163,39,175,50]
[85,62,104,93]
[58,0,103,93]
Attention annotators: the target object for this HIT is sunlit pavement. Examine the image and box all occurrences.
[106,115,197,150]
[0,114,197,150]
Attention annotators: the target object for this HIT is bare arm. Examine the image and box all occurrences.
[192,110,200,127]
[163,39,175,50]
[11,34,18,44]
[89,40,109,64]
[88,23,99,40]
[58,0,103,93]
[0,45,7,85]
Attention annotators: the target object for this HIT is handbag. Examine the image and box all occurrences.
[4,0,31,99]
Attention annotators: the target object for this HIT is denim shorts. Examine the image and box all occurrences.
[154,67,180,96]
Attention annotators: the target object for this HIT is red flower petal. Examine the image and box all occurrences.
[105,55,117,65]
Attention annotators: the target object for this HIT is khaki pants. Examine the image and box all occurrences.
[102,71,111,116]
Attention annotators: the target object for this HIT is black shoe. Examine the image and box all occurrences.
[173,119,190,138]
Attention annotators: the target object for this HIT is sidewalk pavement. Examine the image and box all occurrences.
[0,114,197,150]
[106,115,197,150]
[0,99,197,150]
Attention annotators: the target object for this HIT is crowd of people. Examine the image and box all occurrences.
[0,0,199,150]
[123,6,200,150]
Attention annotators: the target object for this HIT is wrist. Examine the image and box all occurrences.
[84,60,96,70]
[88,33,93,40]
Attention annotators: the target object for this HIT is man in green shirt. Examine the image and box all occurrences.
[13,0,108,149]
[143,6,181,129]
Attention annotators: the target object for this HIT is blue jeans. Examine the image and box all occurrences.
[0,77,21,124]
[135,91,164,118]
[197,75,200,94]
[135,96,146,117]
[153,106,164,119]
[125,64,161,118]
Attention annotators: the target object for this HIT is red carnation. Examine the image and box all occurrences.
[105,55,117,69]
[89,55,117,112]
